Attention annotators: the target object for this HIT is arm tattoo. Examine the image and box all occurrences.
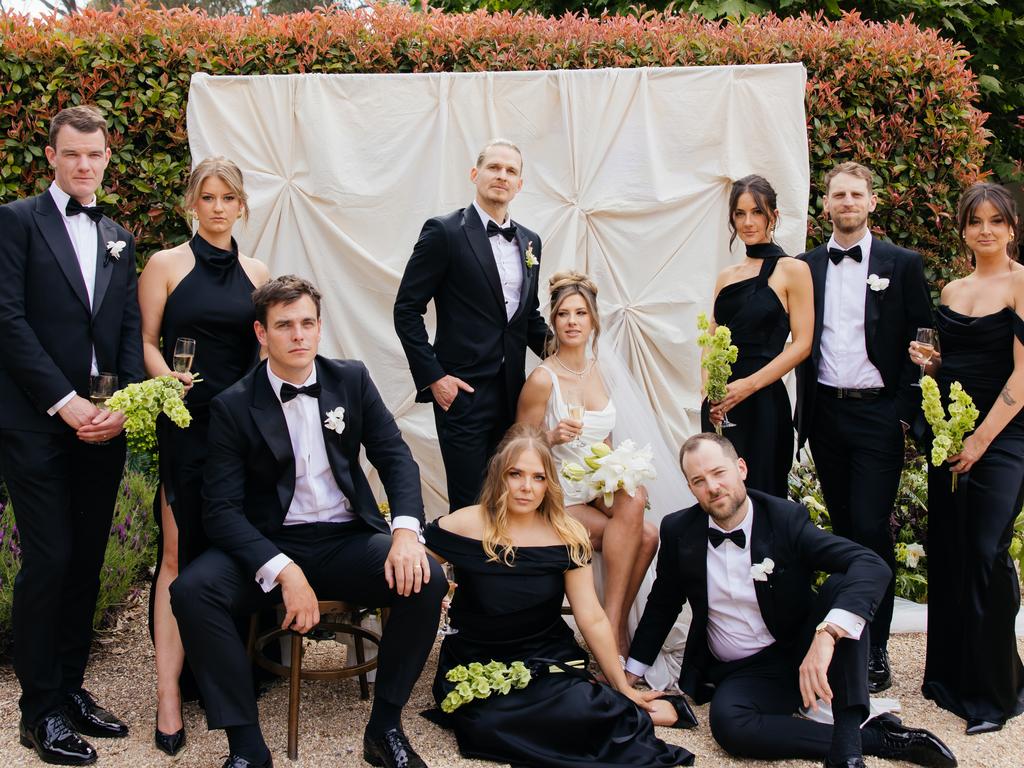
[1000,386,1017,407]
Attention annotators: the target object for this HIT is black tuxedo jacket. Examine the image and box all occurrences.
[393,204,548,409]
[0,191,144,432]
[795,238,933,446]
[630,489,889,704]
[202,357,424,576]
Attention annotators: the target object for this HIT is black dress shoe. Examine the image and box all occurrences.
[19,712,98,766]
[823,758,866,768]
[63,689,128,738]
[661,694,699,729]
[867,645,892,693]
[221,755,273,768]
[866,713,958,767]
[965,718,1003,735]
[363,728,427,768]
[154,725,186,756]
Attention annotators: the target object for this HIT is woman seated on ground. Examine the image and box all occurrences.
[424,424,694,768]
[516,271,658,657]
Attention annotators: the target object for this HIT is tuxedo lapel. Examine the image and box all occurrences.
[809,248,828,358]
[314,359,357,500]
[33,193,91,312]
[749,500,778,634]
[682,514,710,623]
[511,225,532,321]
[461,206,506,320]
[863,241,894,362]
[249,367,296,514]
[92,218,117,317]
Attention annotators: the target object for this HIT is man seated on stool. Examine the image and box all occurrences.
[171,275,444,768]
[626,433,956,768]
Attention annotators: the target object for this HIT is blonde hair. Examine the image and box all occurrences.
[478,424,592,567]
[184,156,249,222]
[476,138,523,171]
[824,161,874,194]
[546,270,600,358]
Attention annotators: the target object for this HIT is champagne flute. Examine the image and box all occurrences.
[89,373,118,446]
[564,385,587,448]
[912,328,936,387]
[438,562,458,636]
[173,337,196,375]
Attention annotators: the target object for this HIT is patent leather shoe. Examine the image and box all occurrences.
[63,689,128,738]
[662,694,699,729]
[866,713,958,767]
[867,645,892,693]
[19,712,97,766]
[221,754,273,768]
[823,758,866,768]
[965,718,1002,735]
[154,725,186,756]
[363,727,427,768]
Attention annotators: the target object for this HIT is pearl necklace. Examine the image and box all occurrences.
[552,354,593,379]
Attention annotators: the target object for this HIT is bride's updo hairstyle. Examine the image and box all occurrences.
[546,271,601,359]
[956,182,1019,262]
[478,424,592,568]
[183,156,249,223]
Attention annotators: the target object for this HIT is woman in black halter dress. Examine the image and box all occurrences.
[910,183,1024,734]
[702,175,813,496]
[137,157,269,754]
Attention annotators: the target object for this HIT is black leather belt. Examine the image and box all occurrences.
[818,384,884,400]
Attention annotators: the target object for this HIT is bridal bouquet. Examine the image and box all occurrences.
[920,375,979,491]
[440,660,531,713]
[697,312,738,435]
[561,439,657,507]
[105,375,192,455]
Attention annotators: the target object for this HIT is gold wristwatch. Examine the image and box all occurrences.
[815,621,841,642]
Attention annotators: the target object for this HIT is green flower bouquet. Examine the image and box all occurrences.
[920,375,979,491]
[697,312,739,435]
[106,375,192,456]
[440,660,531,714]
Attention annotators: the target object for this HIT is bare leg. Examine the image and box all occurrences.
[619,519,658,639]
[154,487,184,735]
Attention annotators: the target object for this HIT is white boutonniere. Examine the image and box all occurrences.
[866,273,890,292]
[750,557,775,582]
[323,406,345,435]
[105,239,126,263]
[524,241,538,269]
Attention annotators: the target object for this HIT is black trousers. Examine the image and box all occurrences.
[707,576,871,761]
[170,521,446,730]
[0,428,127,724]
[808,393,903,648]
[433,373,510,512]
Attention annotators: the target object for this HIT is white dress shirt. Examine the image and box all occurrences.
[47,181,100,416]
[817,229,884,389]
[255,364,421,591]
[626,497,865,676]
[473,200,522,321]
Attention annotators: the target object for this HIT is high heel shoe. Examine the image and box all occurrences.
[154,710,186,756]
[965,718,1002,735]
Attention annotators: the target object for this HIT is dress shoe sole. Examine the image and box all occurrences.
[20,736,98,766]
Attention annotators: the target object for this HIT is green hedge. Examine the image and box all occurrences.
[0,5,986,291]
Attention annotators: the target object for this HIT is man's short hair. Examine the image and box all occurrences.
[49,105,109,148]
[823,161,874,194]
[678,432,740,469]
[252,275,322,325]
[476,138,523,171]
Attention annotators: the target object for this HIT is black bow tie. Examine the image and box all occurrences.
[486,220,517,242]
[65,198,105,223]
[828,245,862,265]
[280,382,321,403]
[708,527,746,549]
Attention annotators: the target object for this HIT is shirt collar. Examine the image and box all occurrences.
[48,180,97,216]
[708,495,754,543]
[473,199,510,230]
[826,228,872,263]
[266,362,317,405]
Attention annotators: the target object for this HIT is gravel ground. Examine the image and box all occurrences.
[1,592,1021,768]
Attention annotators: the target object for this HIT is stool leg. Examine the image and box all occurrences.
[288,633,303,760]
[353,613,369,700]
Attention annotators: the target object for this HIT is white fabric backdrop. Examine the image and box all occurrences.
[186,65,810,521]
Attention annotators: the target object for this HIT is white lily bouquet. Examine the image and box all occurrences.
[560,439,657,507]
[697,312,739,435]
[920,375,979,491]
[440,660,531,713]
[105,375,192,455]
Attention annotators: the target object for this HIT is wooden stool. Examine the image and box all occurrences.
[247,600,385,760]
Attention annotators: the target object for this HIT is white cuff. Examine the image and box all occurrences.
[391,515,425,544]
[48,390,76,417]
[824,608,865,640]
[256,553,293,593]
[625,657,650,677]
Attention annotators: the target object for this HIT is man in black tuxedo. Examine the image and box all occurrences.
[394,139,548,511]
[795,161,933,692]
[0,105,144,765]
[171,276,444,768]
[626,434,956,768]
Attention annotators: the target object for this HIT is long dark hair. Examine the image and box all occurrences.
[727,174,779,248]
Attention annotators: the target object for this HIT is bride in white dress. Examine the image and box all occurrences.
[517,271,660,656]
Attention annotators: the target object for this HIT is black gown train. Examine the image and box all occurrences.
[922,305,1024,724]
[702,242,794,496]
[424,524,693,768]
